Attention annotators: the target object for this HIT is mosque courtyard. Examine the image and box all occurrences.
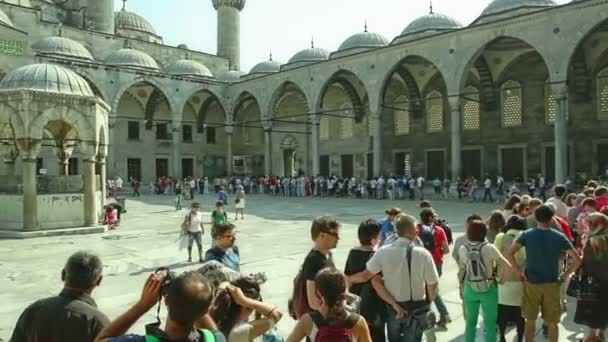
[0,193,586,341]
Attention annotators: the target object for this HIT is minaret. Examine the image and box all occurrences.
[212,0,246,71]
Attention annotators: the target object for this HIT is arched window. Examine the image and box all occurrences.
[340,103,353,139]
[501,80,522,127]
[462,86,480,130]
[320,117,329,140]
[394,95,410,135]
[426,91,444,133]
[598,68,608,120]
[545,80,556,124]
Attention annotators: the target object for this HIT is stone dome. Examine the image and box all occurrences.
[288,47,330,64]
[477,0,557,22]
[0,8,14,28]
[105,48,160,70]
[338,31,388,51]
[401,13,462,36]
[31,36,94,61]
[249,58,282,74]
[167,59,213,77]
[177,43,189,49]
[0,63,93,97]
[217,70,245,82]
[115,9,157,36]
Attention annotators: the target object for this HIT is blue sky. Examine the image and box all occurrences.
[116,0,569,72]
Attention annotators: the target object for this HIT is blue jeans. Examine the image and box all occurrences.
[387,303,423,342]
[434,264,449,318]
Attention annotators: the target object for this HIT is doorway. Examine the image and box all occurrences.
[394,152,412,177]
[367,153,374,178]
[596,144,608,177]
[182,158,194,178]
[341,154,354,178]
[283,149,295,177]
[320,155,330,177]
[501,148,524,181]
[155,158,169,178]
[127,158,142,181]
[426,150,445,180]
[462,149,482,180]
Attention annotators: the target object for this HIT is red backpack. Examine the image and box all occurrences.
[310,311,360,342]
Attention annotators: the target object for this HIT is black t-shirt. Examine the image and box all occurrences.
[344,249,375,296]
[301,249,335,281]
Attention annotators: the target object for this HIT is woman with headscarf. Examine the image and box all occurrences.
[574,213,608,342]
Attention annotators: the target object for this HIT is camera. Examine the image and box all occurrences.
[156,267,177,296]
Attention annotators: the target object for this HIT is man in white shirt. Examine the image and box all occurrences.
[483,176,493,202]
[181,202,205,263]
[370,178,378,199]
[387,177,397,201]
[416,176,426,200]
[377,176,386,200]
[115,177,123,192]
[349,214,438,342]
[545,184,569,218]
[189,178,196,200]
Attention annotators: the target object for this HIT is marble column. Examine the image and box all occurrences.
[448,96,462,182]
[98,155,107,205]
[225,126,234,176]
[372,112,382,177]
[83,157,97,226]
[311,117,320,176]
[171,122,182,178]
[107,116,117,177]
[554,91,569,184]
[55,148,72,176]
[22,158,38,230]
[264,128,272,176]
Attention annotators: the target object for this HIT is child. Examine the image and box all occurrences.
[104,206,118,230]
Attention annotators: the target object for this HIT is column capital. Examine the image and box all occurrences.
[212,0,246,11]
[550,82,569,102]
[225,125,234,135]
[15,138,41,160]
[447,94,462,110]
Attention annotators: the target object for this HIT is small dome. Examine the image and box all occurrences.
[338,31,388,51]
[0,8,14,27]
[401,13,462,36]
[0,63,93,97]
[478,0,557,22]
[167,59,213,77]
[217,70,245,82]
[177,43,189,49]
[32,36,94,61]
[249,58,282,74]
[105,48,159,70]
[288,47,329,64]
[115,9,157,36]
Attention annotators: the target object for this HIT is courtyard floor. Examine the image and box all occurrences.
[0,193,587,341]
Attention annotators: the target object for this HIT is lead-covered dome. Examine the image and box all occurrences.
[402,13,462,36]
[476,0,557,24]
[0,63,93,97]
[339,31,388,51]
[0,8,14,27]
[249,58,282,75]
[115,10,156,35]
[167,59,213,78]
[288,47,329,64]
[32,36,94,61]
[105,48,159,70]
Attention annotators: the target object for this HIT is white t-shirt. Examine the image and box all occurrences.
[189,180,196,189]
[115,178,123,188]
[186,211,203,233]
[416,177,425,188]
[484,179,492,189]
[546,197,569,218]
[458,242,502,280]
[367,238,439,302]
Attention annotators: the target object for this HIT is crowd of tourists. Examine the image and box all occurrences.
[11,179,608,342]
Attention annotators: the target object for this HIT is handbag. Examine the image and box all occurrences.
[288,269,310,320]
[567,271,601,301]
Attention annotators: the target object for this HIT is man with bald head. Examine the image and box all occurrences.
[96,271,225,341]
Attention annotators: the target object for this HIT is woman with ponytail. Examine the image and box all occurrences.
[286,268,371,342]
[210,277,283,341]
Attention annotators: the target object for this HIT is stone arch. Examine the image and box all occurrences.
[185,90,226,133]
[31,106,96,148]
[233,91,263,145]
[74,70,109,102]
[560,14,608,83]
[269,81,310,121]
[112,78,175,115]
[315,70,369,123]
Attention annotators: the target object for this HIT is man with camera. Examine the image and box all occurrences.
[348,214,438,342]
[95,271,225,342]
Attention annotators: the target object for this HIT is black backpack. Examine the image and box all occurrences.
[417,224,435,252]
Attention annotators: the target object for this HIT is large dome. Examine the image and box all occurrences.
[249,58,282,75]
[31,36,94,61]
[105,48,159,70]
[288,47,329,64]
[167,59,213,78]
[115,9,157,36]
[0,8,14,27]
[477,0,557,22]
[401,13,462,36]
[0,63,93,97]
[338,31,388,51]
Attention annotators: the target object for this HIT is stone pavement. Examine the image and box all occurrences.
[0,194,587,341]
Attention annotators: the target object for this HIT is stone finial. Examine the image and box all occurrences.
[212,0,246,11]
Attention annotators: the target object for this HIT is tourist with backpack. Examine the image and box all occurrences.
[494,215,527,342]
[458,220,512,342]
[288,217,339,320]
[286,268,372,342]
[507,205,581,342]
[417,208,451,328]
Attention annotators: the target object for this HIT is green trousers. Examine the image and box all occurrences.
[464,282,498,342]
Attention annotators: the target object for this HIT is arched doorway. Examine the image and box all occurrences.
[280,135,298,176]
